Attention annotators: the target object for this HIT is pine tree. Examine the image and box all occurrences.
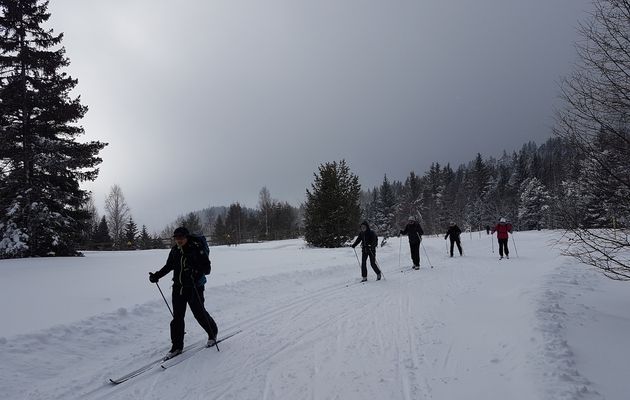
[518,177,551,230]
[124,216,138,249]
[139,225,151,250]
[398,171,424,228]
[0,0,106,257]
[373,175,397,240]
[212,214,227,245]
[151,234,165,249]
[304,160,361,248]
[92,216,112,249]
[176,211,202,234]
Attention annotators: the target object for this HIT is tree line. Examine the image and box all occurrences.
[160,187,303,246]
[1,0,627,281]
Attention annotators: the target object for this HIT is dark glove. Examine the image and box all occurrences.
[351,244,356,249]
[149,272,159,283]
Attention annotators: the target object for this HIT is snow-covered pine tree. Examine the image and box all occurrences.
[518,177,551,230]
[398,171,424,230]
[304,160,361,248]
[0,0,106,258]
[373,175,397,242]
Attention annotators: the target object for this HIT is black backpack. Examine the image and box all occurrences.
[189,234,211,275]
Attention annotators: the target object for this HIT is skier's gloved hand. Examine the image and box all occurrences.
[149,272,159,283]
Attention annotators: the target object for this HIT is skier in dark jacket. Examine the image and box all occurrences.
[149,227,218,359]
[352,221,381,282]
[491,218,513,260]
[444,222,463,257]
[400,216,424,269]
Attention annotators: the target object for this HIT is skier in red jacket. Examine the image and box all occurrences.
[491,218,513,260]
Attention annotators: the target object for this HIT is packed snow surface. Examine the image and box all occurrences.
[0,231,628,400]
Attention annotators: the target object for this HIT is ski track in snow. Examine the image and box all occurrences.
[0,233,628,400]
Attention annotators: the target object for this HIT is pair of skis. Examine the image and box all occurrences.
[109,330,242,384]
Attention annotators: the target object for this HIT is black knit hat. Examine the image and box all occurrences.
[173,227,189,237]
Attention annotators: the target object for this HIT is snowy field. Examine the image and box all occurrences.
[0,232,628,400]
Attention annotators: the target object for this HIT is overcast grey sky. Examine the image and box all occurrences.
[48,0,591,233]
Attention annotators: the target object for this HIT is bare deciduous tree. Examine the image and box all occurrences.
[105,185,130,249]
[554,0,630,279]
[258,186,272,237]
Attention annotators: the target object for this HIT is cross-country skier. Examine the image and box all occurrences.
[491,218,513,259]
[444,222,463,257]
[149,227,218,359]
[399,216,424,269]
[351,221,381,282]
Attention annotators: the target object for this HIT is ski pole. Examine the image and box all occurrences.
[353,247,361,268]
[398,236,402,270]
[421,242,434,268]
[192,284,220,351]
[511,234,519,258]
[491,234,494,253]
[445,238,449,256]
[155,281,174,318]
[416,232,423,267]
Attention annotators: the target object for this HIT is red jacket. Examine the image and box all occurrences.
[492,223,512,239]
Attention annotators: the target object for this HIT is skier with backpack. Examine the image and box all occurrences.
[351,221,382,282]
[491,218,513,260]
[149,227,218,359]
[399,216,424,269]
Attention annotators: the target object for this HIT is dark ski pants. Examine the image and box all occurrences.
[171,286,218,350]
[361,248,381,278]
[450,238,462,256]
[498,238,509,257]
[409,242,420,267]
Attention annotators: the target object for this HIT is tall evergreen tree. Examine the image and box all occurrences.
[518,177,551,230]
[304,160,361,248]
[139,224,151,250]
[124,216,138,249]
[212,214,227,245]
[92,215,112,249]
[373,175,397,240]
[176,211,203,234]
[0,0,106,257]
[224,203,245,244]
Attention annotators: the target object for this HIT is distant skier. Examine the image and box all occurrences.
[399,216,424,269]
[491,218,513,260]
[444,222,463,257]
[149,227,218,359]
[485,225,491,235]
[351,221,381,282]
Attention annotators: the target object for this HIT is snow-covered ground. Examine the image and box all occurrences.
[0,232,628,400]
